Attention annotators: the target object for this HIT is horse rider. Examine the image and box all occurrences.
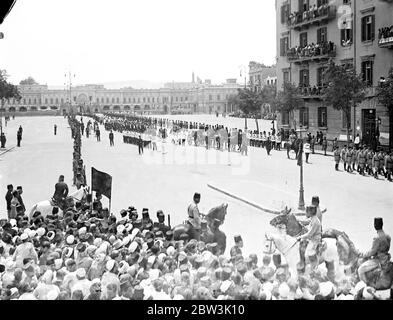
[296,205,322,272]
[187,193,202,241]
[52,175,69,210]
[358,217,391,284]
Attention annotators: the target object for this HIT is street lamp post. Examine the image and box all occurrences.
[298,126,305,211]
[239,65,248,131]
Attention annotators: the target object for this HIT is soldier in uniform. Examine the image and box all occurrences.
[385,152,393,182]
[358,218,391,284]
[230,235,243,263]
[358,147,367,176]
[372,151,381,179]
[345,146,353,173]
[297,205,321,272]
[187,193,202,241]
[366,148,374,176]
[378,151,386,177]
[153,210,170,235]
[141,209,153,229]
[341,145,347,171]
[333,146,341,171]
[352,146,358,172]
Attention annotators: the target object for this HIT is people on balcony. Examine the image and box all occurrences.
[287,3,329,26]
[379,26,393,41]
[298,84,325,97]
[287,41,335,61]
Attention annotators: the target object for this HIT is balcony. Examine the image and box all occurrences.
[378,27,393,49]
[287,42,336,64]
[287,5,336,31]
[298,85,326,100]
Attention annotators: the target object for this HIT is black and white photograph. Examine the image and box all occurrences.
[0,0,393,308]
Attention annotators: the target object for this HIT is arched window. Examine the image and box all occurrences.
[116,97,119,103]
[112,98,115,103]
[106,97,109,103]
[50,98,53,104]
[55,98,58,104]
[19,107,27,112]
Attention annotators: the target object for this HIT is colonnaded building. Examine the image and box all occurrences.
[276,0,393,147]
[1,78,243,116]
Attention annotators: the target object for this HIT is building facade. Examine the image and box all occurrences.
[1,79,242,116]
[248,61,277,92]
[276,0,393,146]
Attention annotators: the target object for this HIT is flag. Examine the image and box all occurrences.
[91,167,112,199]
[297,141,303,167]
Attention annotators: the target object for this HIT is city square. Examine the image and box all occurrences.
[1,0,393,304]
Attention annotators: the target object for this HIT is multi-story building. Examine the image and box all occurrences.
[249,61,277,92]
[276,0,393,147]
[1,79,242,116]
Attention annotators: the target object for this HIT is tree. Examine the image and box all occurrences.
[272,82,304,130]
[376,67,393,150]
[323,60,366,143]
[19,76,38,85]
[0,70,21,134]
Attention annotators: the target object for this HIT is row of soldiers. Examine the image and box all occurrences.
[69,116,87,188]
[333,145,393,181]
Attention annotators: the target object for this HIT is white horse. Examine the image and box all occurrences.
[264,230,342,281]
[28,186,89,220]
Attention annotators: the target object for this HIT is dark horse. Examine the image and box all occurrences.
[172,203,228,253]
[285,139,302,160]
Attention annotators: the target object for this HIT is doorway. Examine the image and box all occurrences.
[362,109,376,146]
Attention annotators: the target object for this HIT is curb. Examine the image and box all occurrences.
[0,146,16,156]
[207,183,282,215]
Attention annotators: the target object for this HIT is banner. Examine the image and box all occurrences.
[91,167,112,199]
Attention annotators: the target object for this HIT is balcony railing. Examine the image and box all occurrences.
[287,5,336,30]
[298,85,327,99]
[378,27,393,48]
[287,42,336,64]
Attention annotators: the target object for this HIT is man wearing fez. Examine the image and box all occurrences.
[358,218,391,284]
[141,209,153,229]
[187,193,202,241]
[154,210,170,235]
[296,205,321,272]
[230,235,243,262]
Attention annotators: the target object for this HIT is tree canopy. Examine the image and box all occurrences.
[272,82,304,129]
[376,67,393,149]
[323,60,366,142]
[19,76,39,85]
[0,70,21,107]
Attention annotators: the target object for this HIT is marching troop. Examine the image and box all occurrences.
[333,145,393,181]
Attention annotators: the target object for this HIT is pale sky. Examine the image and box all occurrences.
[0,0,277,87]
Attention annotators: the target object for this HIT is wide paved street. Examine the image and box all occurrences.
[1,116,393,261]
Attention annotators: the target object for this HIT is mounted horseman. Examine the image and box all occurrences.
[286,129,301,160]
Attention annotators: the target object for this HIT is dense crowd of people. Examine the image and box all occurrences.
[287,41,336,61]
[1,114,392,300]
[287,2,330,26]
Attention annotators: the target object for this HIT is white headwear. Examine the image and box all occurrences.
[353,281,367,295]
[128,241,138,253]
[37,228,46,237]
[93,238,102,247]
[319,281,335,297]
[76,268,86,279]
[279,283,290,299]
[362,287,375,300]
[106,259,115,272]
[9,219,17,227]
[66,235,75,245]
[20,233,28,241]
[149,269,160,281]
[166,246,175,256]
[47,290,59,300]
[220,280,232,294]
[147,255,156,265]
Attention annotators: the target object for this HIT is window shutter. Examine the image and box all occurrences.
[280,38,285,56]
[361,17,366,42]
[281,5,285,23]
[371,16,375,40]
